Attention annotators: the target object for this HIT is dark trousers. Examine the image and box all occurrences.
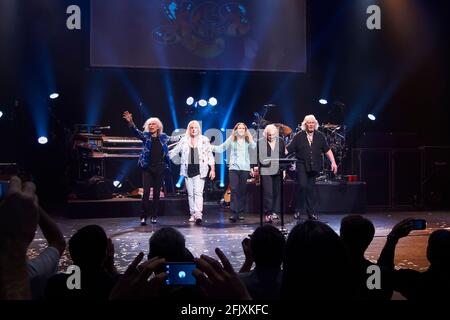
[261,174,281,215]
[229,170,249,217]
[141,163,165,219]
[296,163,317,215]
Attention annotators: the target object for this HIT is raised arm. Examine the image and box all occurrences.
[37,206,66,256]
[378,218,414,271]
[122,111,145,141]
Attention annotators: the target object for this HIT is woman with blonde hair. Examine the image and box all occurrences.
[169,120,215,225]
[123,111,182,225]
[212,122,256,222]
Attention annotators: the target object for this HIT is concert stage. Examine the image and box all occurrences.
[67,180,367,219]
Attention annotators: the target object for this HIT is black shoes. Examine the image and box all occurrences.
[150,216,157,224]
[294,212,319,221]
[140,217,147,226]
[229,216,237,223]
[195,218,202,225]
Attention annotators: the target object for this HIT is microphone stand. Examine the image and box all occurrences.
[257,105,270,226]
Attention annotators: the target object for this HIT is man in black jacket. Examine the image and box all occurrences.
[287,115,337,220]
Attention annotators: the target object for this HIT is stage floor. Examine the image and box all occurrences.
[28,209,450,275]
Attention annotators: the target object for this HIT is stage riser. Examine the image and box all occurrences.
[245,181,367,214]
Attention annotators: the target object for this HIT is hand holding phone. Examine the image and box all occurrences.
[165,262,197,286]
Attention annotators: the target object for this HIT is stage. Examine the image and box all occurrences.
[28,209,449,276]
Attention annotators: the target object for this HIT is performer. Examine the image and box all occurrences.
[287,114,337,220]
[169,120,215,225]
[258,124,288,223]
[122,111,181,225]
[212,122,256,222]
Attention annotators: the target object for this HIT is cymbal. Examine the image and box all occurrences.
[322,123,340,129]
[273,123,292,136]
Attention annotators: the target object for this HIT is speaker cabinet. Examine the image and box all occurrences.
[420,146,450,209]
[352,149,391,207]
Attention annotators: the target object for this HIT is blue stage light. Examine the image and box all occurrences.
[319,99,328,105]
[208,97,218,106]
[38,136,48,144]
[49,93,59,99]
[186,97,194,106]
[368,114,376,121]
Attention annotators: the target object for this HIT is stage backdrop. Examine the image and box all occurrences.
[90,0,307,72]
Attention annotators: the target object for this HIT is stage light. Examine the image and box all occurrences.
[209,97,218,106]
[186,97,194,106]
[368,114,376,121]
[174,128,180,133]
[38,136,48,144]
[113,180,122,188]
[219,182,225,188]
[220,128,225,132]
[49,93,59,99]
[319,99,328,105]
[0,111,3,119]
[198,99,208,107]
[176,176,185,188]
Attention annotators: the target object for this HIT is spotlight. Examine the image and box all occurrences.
[174,128,180,133]
[176,176,185,188]
[113,180,122,188]
[208,97,218,106]
[49,93,59,99]
[319,99,328,105]
[0,111,3,119]
[198,99,208,107]
[219,182,225,188]
[38,136,48,145]
[368,114,376,121]
[220,128,225,132]
[186,97,194,106]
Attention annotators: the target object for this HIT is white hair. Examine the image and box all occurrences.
[143,117,163,134]
[187,120,201,136]
[263,124,278,138]
[301,114,319,131]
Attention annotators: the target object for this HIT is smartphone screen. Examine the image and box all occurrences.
[412,219,426,230]
[165,262,196,286]
[0,181,9,200]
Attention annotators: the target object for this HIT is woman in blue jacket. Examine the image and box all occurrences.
[123,111,181,225]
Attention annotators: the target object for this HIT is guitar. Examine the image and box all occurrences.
[222,186,231,205]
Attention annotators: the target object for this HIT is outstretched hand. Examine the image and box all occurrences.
[122,111,133,123]
[388,218,415,241]
[193,248,251,300]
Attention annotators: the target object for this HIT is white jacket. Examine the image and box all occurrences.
[169,135,215,178]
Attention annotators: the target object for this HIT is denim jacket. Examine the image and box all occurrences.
[129,123,181,170]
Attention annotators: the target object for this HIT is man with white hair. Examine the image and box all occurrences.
[123,111,182,225]
[287,115,337,220]
[258,124,288,223]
